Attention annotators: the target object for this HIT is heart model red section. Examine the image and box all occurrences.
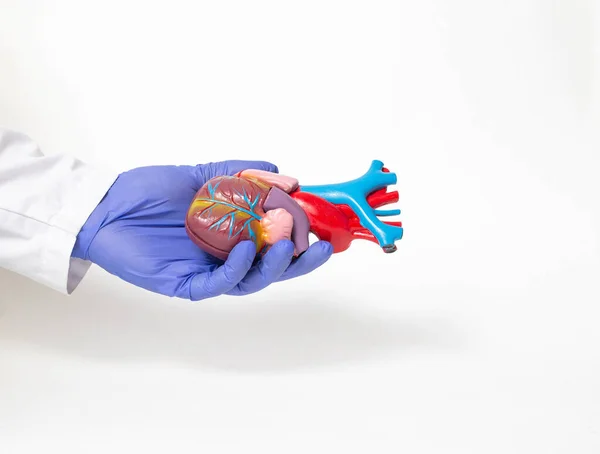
[289,185,401,253]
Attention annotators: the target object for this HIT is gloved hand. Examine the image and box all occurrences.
[71,160,333,301]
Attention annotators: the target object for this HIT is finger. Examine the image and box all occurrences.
[222,160,279,176]
[196,160,279,184]
[226,240,295,296]
[188,241,256,301]
[277,241,333,282]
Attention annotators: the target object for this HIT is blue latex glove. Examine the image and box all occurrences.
[72,161,333,300]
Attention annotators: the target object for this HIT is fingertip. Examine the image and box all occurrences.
[303,240,333,261]
[311,241,334,267]
[275,240,334,283]
[248,161,279,174]
[266,240,296,264]
[195,161,279,182]
[274,239,295,255]
[317,240,334,256]
[226,160,279,176]
[262,161,279,173]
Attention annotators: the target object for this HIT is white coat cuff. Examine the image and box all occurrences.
[46,169,119,294]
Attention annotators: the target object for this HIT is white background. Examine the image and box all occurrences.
[1,1,600,452]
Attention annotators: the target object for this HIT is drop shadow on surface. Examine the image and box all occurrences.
[0,269,463,373]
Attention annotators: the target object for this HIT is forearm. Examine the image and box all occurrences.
[0,128,118,293]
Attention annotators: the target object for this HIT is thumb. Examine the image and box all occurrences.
[195,160,279,185]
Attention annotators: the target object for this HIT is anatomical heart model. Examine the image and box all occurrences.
[185,160,403,261]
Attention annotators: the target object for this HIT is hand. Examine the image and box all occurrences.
[72,161,333,301]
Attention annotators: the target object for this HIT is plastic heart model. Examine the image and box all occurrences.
[185,160,403,260]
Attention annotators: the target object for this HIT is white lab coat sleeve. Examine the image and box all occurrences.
[0,128,119,294]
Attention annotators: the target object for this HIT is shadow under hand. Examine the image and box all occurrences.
[0,270,461,373]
